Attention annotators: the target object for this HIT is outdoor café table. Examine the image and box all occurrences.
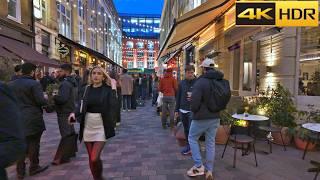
[302,123,320,159]
[302,123,320,180]
[231,114,269,154]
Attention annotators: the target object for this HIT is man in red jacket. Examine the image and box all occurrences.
[159,68,178,129]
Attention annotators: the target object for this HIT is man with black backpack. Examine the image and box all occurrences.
[187,58,231,180]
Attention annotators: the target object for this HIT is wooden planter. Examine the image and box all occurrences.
[273,127,292,145]
[294,136,317,151]
[215,125,231,145]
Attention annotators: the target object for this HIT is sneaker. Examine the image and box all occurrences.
[181,146,191,155]
[128,109,131,112]
[116,122,120,126]
[187,165,205,177]
[205,171,214,180]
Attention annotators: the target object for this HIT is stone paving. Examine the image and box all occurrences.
[6,100,319,180]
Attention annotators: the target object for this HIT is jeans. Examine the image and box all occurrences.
[161,96,176,127]
[188,119,220,172]
[180,112,192,143]
[122,95,132,110]
[152,89,159,105]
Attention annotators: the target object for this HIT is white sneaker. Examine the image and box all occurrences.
[187,165,205,177]
[205,171,214,180]
[116,122,120,126]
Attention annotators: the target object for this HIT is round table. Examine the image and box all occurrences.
[232,114,269,122]
[302,123,320,133]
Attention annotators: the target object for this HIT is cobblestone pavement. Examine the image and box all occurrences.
[6,100,318,180]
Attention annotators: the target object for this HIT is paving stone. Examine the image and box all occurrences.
[5,100,318,180]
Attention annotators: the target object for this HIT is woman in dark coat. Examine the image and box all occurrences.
[69,66,116,180]
[109,70,121,125]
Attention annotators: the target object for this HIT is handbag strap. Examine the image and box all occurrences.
[82,85,89,99]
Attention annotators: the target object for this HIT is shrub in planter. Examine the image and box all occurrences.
[294,127,317,151]
[216,110,232,145]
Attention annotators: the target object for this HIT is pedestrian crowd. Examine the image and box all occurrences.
[0,57,231,180]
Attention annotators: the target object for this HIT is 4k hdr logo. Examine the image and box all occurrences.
[235,1,319,26]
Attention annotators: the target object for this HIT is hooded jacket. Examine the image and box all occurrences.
[159,73,178,97]
[191,69,224,120]
[54,76,77,114]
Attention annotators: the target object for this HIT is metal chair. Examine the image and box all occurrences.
[302,133,319,160]
[258,125,287,153]
[221,125,258,168]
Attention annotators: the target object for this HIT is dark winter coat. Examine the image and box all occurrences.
[8,76,47,136]
[54,76,77,114]
[78,84,117,142]
[191,69,224,120]
[175,78,197,112]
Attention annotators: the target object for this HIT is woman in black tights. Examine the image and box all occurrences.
[69,66,117,180]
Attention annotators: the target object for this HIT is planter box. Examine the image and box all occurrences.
[215,125,230,145]
[294,136,317,151]
[273,127,292,146]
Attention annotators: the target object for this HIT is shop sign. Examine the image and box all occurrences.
[58,45,69,57]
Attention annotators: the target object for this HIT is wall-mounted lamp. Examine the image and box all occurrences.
[266,66,273,73]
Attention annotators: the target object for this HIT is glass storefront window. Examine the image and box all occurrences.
[299,27,320,96]
[8,0,20,22]
[243,38,253,91]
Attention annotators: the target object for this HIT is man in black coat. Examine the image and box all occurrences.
[8,63,49,179]
[0,82,26,180]
[52,64,78,165]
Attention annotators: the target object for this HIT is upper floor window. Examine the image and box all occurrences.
[78,0,85,20]
[148,41,154,49]
[137,42,144,49]
[8,0,21,22]
[57,2,71,38]
[126,41,134,49]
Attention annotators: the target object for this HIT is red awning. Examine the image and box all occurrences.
[0,35,59,67]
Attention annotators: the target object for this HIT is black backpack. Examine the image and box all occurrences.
[207,79,231,113]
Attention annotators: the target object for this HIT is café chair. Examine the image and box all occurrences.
[221,125,258,168]
[258,125,287,153]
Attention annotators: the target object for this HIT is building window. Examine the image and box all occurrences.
[8,0,21,22]
[147,61,154,69]
[128,61,134,69]
[78,0,84,20]
[91,32,96,50]
[148,52,154,57]
[243,37,253,91]
[79,21,86,46]
[137,61,144,68]
[126,41,134,49]
[137,51,144,58]
[41,30,50,56]
[41,0,47,25]
[126,51,133,57]
[148,41,154,49]
[57,2,71,38]
[193,0,202,8]
[137,42,144,49]
[299,27,320,96]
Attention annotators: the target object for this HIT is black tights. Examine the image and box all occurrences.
[85,142,105,180]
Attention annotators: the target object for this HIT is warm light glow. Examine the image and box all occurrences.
[224,5,236,31]
[235,120,249,127]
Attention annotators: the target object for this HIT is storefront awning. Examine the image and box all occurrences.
[158,0,235,60]
[0,46,21,60]
[0,35,60,67]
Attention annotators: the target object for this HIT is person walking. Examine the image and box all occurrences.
[142,74,148,100]
[151,74,159,106]
[187,58,230,180]
[175,65,196,155]
[52,64,78,165]
[69,66,117,180]
[40,71,55,92]
[131,74,138,110]
[0,82,26,180]
[159,68,178,129]
[120,69,133,111]
[8,63,49,179]
[109,70,122,126]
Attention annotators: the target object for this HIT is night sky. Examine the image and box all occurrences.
[114,0,164,15]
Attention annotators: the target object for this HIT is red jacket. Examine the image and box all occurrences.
[159,73,178,97]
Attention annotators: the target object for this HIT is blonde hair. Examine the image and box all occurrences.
[88,66,111,86]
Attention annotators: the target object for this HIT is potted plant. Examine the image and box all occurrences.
[215,110,233,145]
[259,83,297,145]
[294,105,320,150]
